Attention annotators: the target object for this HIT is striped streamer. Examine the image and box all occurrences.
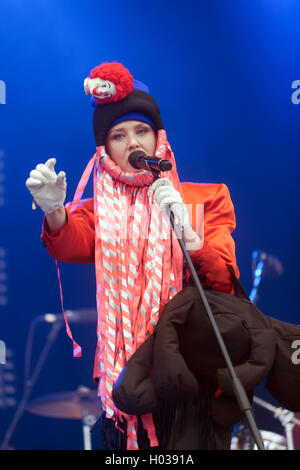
[56,130,184,449]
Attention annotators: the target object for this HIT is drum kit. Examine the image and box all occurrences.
[2,384,299,451]
[21,388,300,451]
[4,384,297,451]
[22,388,300,451]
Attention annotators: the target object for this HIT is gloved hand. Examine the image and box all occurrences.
[25,158,67,214]
[150,178,190,230]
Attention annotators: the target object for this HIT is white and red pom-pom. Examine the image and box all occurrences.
[84,62,133,104]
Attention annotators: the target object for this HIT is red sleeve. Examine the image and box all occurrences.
[182,183,239,294]
[40,198,95,263]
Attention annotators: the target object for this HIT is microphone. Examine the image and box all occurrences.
[34,308,97,324]
[128,150,172,172]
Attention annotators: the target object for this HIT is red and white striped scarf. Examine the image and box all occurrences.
[66,129,183,449]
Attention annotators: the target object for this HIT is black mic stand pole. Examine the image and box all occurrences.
[152,171,265,451]
[0,318,63,450]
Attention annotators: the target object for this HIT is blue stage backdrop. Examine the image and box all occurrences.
[0,0,299,450]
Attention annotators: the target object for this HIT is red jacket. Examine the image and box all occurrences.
[41,182,239,294]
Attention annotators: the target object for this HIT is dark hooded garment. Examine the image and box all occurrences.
[110,266,300,450]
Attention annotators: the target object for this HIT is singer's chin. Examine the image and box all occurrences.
[124,167,143,175]
[128,165,143,173]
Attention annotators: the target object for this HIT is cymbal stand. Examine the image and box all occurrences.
[78,388,97,450]
[81,414,96,450]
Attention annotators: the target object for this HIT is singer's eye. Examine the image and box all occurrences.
[112,133,124,140]
[137,128,148,135]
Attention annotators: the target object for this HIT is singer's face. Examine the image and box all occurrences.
[105,120,157,172]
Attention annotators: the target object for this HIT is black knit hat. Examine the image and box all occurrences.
[84,62,164,146]
[93,88,164,146]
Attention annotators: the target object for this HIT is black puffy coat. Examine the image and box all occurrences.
[112,268,300,449]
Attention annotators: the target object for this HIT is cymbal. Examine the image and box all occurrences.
[26,386,101,420]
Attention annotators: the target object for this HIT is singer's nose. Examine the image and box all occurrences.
[128,135,140,151]
[128,143,140,151]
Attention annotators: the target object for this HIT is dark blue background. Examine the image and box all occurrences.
[0,0,299,450]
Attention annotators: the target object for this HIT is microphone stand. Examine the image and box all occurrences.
[0,318,63,450]
[152,171,265,451]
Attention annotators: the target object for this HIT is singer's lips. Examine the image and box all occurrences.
[127,156,143,171]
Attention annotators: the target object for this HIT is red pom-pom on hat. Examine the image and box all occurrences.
[84,62,133,105]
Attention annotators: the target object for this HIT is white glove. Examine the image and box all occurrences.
[25,158,67,214]
[150,178,190,229]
